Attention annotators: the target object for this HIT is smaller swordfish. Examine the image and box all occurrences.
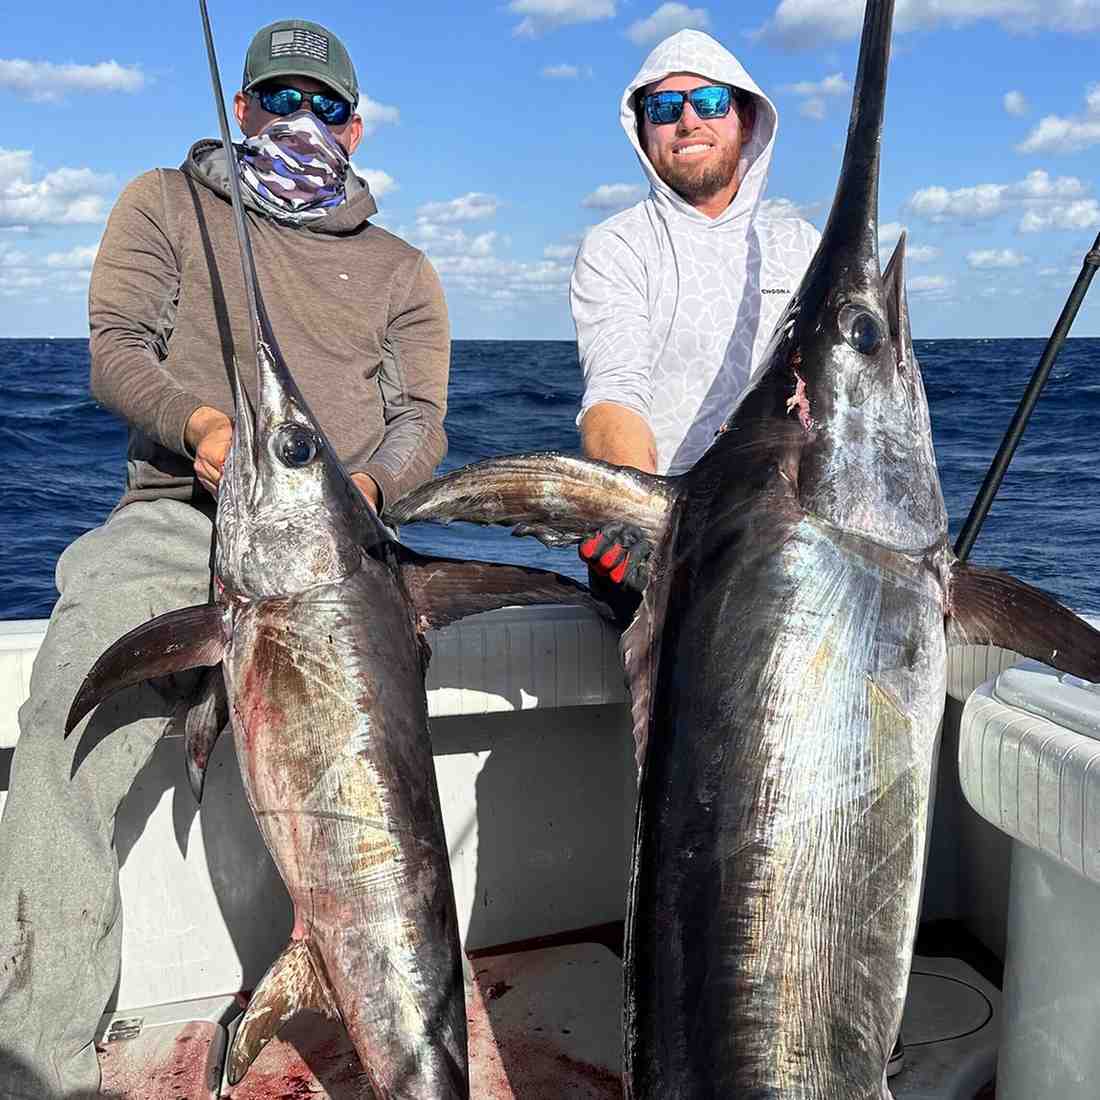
[64,4,603,1092]
[66,263,600,1100]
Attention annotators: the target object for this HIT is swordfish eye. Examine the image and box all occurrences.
[838,304,885,356]
[272,423,319,468]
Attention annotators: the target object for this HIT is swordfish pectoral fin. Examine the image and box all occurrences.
[64,602,227,736]
[947,561,1100,682]
[619,504,682,770]
[227,938,339,1086]
[398,546,612,630]
[385,452,679,550]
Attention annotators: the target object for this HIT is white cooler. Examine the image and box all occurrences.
[960,657,1100,1100]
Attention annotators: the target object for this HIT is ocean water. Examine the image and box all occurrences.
[1,337,1098,621]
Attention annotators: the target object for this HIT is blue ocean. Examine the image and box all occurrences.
[1,337,1097,622]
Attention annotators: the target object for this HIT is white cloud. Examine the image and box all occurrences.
[357,95,400,136]
[403,205,577,308]
[0,249,45,292]
[967,248,1027,269]
[0,59,145,101]
[906,170,1091,233]
[544,239,581,260]
[0,238,99,297]
[417,193,499,223]
[0,149,115,229]
[582,183,645,210]
[877,222,940,264]
[783,73,848,121]
[907,274,953,301]
[510,0,616,37]
[783,73,850,98]
[1004,90,1029,117]
[758,0,1100,49]
[407,222,489,255]
[1018,199,1100,232]
[352,166,397,198]
[542,63,592,79]
[627,3,711,45]
[434,255,571,298]
[760,196,818,221]
[45,244,99,269]
[879,222,905,249]
[1016,85,1100,154]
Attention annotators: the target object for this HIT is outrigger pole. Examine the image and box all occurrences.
[954,229,1100,561]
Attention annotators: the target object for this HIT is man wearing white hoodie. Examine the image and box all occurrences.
[573,30,819,593]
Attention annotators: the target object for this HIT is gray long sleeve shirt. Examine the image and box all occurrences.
[90,139,449,512]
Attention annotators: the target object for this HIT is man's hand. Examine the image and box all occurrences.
[185,406,233,497]
[351,472,380,512]
[579,522,652,592]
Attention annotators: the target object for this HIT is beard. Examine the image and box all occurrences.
[657,141,741,206]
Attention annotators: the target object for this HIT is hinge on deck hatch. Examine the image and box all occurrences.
[104,1016,143,1042]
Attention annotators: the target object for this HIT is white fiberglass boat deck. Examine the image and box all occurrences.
[2,606,1096,1097]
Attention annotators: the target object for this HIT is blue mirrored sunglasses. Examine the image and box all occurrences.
[643,85,733,126]
[254,85,352,126]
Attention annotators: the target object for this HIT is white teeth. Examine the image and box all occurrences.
[675,144,710,155]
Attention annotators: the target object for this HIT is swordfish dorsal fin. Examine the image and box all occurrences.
[947,561,1100,682]
[385,453,678,550]
[882,230,910,359]
[64,603,226,735]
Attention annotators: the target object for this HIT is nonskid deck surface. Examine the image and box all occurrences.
[97,942,624,1099]
[96,947,996,1099]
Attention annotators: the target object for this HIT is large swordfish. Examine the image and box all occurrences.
[63,5,604,1094]
[388,0,1100,1094]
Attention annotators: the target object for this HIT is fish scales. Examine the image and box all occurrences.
[228,570,468,1093]
[627,509,943,1097]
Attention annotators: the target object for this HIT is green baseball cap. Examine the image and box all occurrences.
[242,20,358,107]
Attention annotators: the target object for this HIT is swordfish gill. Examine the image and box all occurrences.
[63,3,606,1095]
[387,0,1100,1095]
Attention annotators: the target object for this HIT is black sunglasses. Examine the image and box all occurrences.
[642,85,734,126]
[252,84,352,127]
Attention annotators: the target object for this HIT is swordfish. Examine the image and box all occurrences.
[63,4,605,1093]
[387,0,1100,1094]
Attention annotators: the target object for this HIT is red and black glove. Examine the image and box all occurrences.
[578,522,652,593]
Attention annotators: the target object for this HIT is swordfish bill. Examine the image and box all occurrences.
[386,0,1100,1094]
[65,2,609,1094]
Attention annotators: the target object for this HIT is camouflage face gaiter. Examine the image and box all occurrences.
[238,110,349,222]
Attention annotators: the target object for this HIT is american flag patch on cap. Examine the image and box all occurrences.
[270,28,329,63]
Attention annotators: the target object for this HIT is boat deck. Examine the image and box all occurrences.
[0,608,1033,1097]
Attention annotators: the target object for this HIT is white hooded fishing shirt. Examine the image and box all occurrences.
[571,31,820,475]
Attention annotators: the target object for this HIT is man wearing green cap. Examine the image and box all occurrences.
[0,20,449,1098]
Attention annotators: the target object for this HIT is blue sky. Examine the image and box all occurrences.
[3,0,1100,340]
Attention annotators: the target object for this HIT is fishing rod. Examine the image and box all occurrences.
[197,0,270,357]
[954,229,1100,562]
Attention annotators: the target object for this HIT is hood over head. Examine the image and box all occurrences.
[183,138,378,234]
[621,29,778,227]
